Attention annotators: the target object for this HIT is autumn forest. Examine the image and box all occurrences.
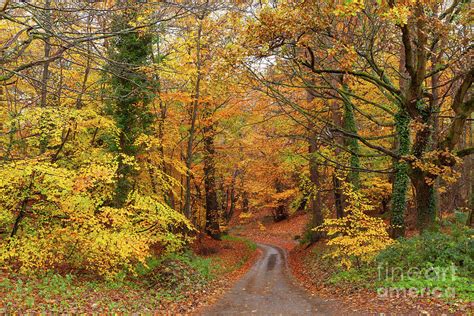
[0,0,472,314]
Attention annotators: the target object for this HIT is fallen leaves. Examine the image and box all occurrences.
[0,236,258,314]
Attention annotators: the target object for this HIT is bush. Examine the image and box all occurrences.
[316,182,394,269]
[376,215,473,301]
[377,216,473,277]
[0,161,192,278]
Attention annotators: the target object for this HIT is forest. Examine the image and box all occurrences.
[0,0,472,314]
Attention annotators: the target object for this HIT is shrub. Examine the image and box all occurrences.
[376,214,473,301]
[0,161,192,278]
[328,268,371,286]
[377,214,473,277]
[316,182,394,269]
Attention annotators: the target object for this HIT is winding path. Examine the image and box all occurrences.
[204,243,351,316]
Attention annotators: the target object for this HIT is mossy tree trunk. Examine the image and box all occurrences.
[390,110,410,238]
[342,84,360,190]
[107,8,153,207]
[329,78,345,218]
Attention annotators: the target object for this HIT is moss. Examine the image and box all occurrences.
[390,109,410,238]
[105,11,154,207]
[342,84,360,189]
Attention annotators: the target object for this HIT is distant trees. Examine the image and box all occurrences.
[242,0,472,237]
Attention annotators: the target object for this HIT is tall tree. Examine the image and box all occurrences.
[244,0,472,234]
[107,4,154,207]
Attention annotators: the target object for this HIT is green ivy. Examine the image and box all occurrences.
[342,84,360,189]
[105,10,155,207]
[390,109,410,238]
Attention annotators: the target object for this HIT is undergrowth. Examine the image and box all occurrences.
[375,213,473,302]
[0,236,256,313]
[0,251,213,312]
[306,212,473,303]
[221,235,257,251]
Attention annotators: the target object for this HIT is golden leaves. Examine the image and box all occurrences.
[405,149,462,186]
[316,182,394,270]
[0,151,190,278]
[334,0,365,17]
[382,5,411,25]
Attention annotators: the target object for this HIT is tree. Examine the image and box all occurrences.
[243,0,472,235]
[106,4,154,207]
[0,1,192,278]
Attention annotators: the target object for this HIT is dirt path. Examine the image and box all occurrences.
[203,243,353,316]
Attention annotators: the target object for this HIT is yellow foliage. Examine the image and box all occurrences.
[404,150,462,186]
[239,212,253,219]
[0,158,192,278]
[362,177,392,209]
[383,5,411,25]
[316,182,395,270]
[334,0,365,17]
[273,188,298,201]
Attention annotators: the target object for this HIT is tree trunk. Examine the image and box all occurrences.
[38,0,52,155]
[411,118,437,230]
[107,9,153,208]
[10,171,35,238]
[226,169,239,222]
[390,47,411,238]
[228,187,236,221]
[203,123,221,240]
[330,75,345,218]
[397,2,442,231]
[152,33,175,209]
[430,30,443,218]
[308,131,324,243]
[333,175,344,218]
[184,19,203,220]
[469,118,474,227]
[306,88,324,241]
[114,132,133,207]
[411,170,437,230]
[342,83,360,189]
[242,191,249,213]
[390,110,410,238]
[273,179,288,222]
[40,0,51,109]
[75,11,92,109]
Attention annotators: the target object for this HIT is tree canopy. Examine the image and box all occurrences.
[0,0,472,285]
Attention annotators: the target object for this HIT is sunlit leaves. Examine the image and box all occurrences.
[0,158,191,278]
[316,182,394,269]
[334,0,365,17]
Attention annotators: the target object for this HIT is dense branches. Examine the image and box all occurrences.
[0,0,472,279]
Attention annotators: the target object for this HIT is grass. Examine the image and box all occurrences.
[221,234,257,251]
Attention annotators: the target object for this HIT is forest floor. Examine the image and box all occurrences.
[2,210,471,314]
[0,236,258,314]
[218,209,473,316]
